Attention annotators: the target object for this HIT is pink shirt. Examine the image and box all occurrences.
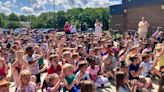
[87,65,100,81]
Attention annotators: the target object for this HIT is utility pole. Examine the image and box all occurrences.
[53,0,56,30]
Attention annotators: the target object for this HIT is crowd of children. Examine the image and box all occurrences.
[0,28,163,92]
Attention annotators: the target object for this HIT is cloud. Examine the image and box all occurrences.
[42,0,110,10]
[62,0,110,10]
[4,1,12,8]
[0,6,11,14]
[32,3,45,11]
[12,0,17,3]
[109,0,122,6]
[0,0,111,15]
[0,1,11,14]
[21,6,33,14]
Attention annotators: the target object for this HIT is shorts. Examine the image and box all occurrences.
[35,73,41,83]
[138,31,147,38]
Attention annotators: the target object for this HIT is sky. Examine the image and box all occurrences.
[0,0,122,15]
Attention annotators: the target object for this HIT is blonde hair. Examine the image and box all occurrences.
[62,63,74,73]
[103,55,109,62]
[20,70,31,78]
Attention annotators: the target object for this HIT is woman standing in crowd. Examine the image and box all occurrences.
[64,22,71,34]
[95,20,103,38]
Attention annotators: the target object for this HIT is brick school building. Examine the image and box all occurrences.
[110,0,164,33]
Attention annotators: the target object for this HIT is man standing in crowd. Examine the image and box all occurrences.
[138,17,149,39]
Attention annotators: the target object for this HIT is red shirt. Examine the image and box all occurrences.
[64,24,71,33]
[48,64,62,75]
[0,67,5,77]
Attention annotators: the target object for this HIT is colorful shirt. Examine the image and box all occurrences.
[87,65,100,81]
[63,74,75,92]
[75,71,90,80]
[24,54,40,75]
[140,61,152,77]
[47,64,62,75]
[155,54,164,70]
[16,83,36,92]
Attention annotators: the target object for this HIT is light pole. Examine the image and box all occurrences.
[53,0,56,30]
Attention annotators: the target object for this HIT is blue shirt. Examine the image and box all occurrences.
[140,61,152,77]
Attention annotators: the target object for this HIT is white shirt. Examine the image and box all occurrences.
[138,21,149,33]
[17,83,36,92]
[140,61,152,77]
[24,54,40,75]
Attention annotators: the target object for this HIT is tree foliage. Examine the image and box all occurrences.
[0,8,109,29]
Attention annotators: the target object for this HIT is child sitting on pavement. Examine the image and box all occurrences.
[62,63,79,92]
[87,56,108,88]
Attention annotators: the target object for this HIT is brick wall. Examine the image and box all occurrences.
[110,15,124,32]
[126,5,164,33]
[110,4,164,33]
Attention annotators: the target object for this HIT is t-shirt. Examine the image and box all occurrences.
[129,64,139,80]
[101,63,113,72]
[16,83,36,92]
[109,55,118,68]
[63,74,75,92]
[47,87,59,92]
[24,54,40,75]
[38,57,44,67]
[156,54,164,70]
[75,71,90,80]
[47,64,62,75]
[87,65,100,81]
[0,67,5,79]
[138,21,149,33]
[140,61,152,77]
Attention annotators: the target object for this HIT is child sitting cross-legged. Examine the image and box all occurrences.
[75,60,90,81]
[62,63,80,92]
[101,55,116,79]
[129,56,152,90]
[87,56,108,88]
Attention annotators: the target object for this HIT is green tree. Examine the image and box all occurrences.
[6,21,20,29]
[0,16,5,28]
[0,7,110,29]
[8,13,19,21]
[19,15,28,21]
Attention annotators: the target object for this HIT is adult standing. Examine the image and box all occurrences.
[64,22,71,34]
[138,17,149,39]
[81,22,87,32]
[71,23,77,33]
[95,20,103,38]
